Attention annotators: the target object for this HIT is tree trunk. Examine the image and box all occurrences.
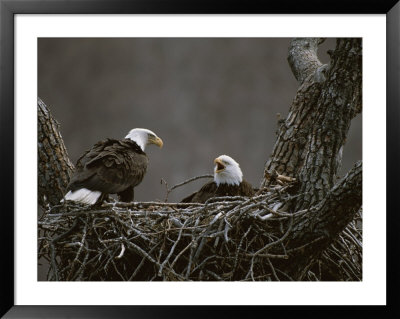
[37,38,362,281]
[38,97,74,209]
[262,38,362,211]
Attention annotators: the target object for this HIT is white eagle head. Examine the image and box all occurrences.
[214,154,243,186]
[125,128,163,151]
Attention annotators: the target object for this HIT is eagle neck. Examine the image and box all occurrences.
[214,171,242,186]
[214,177,242,187]
[126,136,146,152]
[124,139,146,154]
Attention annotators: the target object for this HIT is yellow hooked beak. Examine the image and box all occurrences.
[214,158,225,173]
[149,136,163,148]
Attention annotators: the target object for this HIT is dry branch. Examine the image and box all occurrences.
[38,38,362,281]
[38,162,361,281]
[38,184,293,281]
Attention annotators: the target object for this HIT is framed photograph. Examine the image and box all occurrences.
[1,0,399,317]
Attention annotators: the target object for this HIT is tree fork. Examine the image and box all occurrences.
[37,38,363,281]
[262,38,362,211]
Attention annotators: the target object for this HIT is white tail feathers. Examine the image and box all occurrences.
[64,188,102,205]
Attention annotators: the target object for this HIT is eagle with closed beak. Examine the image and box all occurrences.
[63,128,163,205]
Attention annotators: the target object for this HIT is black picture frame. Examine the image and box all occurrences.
[1,0,399,318]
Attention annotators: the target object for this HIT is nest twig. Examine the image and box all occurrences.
[38,179,362,281]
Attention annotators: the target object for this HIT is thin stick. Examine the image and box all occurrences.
[170,174,213,192]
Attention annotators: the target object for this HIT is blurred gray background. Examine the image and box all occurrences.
[38,38,362,203]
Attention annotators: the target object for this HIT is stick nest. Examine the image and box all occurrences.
[38,182,362,281]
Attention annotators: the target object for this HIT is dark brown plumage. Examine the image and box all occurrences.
[64,128,163,205]
[67,138,148,203]
[181,179,255,203]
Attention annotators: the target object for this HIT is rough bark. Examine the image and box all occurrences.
[38,97,74,209]
[37,38,362,281]
[283,161,362,279]
[262,38,362,211]
[287,38,325,84]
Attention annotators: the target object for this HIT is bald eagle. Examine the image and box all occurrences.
[181,155,255,203]
[64,128,163,205]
